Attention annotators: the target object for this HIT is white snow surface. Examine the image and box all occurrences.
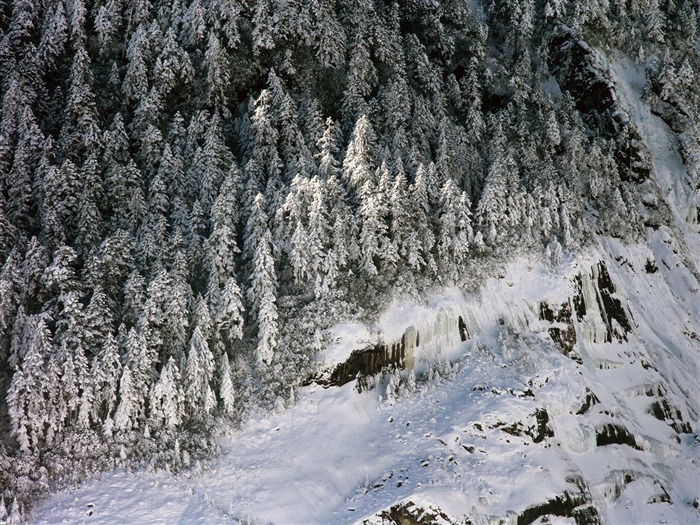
[30,60,700,525]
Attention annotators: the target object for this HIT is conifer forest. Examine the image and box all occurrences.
[1,0,700,521]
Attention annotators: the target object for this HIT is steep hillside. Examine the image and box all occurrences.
[30,239,700,524]
[2,0,700,521]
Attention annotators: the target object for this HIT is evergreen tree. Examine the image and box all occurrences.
[357,161,395,276]
[184,326,216,415]
[161,261,191,364]
[153,28,194,96]
[388,156,416,270]
[343,115,377,204]
[207,167,243,328]
[244,90,283,212]
[61,45,101,161]
[158,142,186,207]
[7,497,21,525]
[0,253,21,352]
[6,315,52,454]
[75,153,104,259]
[437,179,472,281]
[150,356,183,429]
[6,103,44,236]
[244,194,278,366]
[42,159,81,247]
[475,119,519,247]
[219,354,236,417]
[82,286,114,357]
[91,332,121,424]
[408,163,436,273]
[0,193,17,261]
[113,366,139,431]
[94,0,122,57]
[205,30,230,108]
[309,0,346,67]
[122,23,150,102]
[209,0,244,47]
[306,177,331,292]
[463,57,485,143]
[192,293,215,343]
[121,327,152,421]
[341,23,377,125]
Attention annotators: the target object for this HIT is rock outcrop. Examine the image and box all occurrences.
[548,25,652,182]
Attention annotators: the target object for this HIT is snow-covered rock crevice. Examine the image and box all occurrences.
[611,59,700,267]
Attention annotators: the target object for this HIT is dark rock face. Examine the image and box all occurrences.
[548,25,652,183]
[539,301,581,362]
[458,316,469,342]
[309,327,422,388]
[548,27,617,134]
[575,388,600,415]
[330,340,408,388]
[595,423,641,449]
[362,500,465,525]
[311,311,471,389]
[540,261,633,358]
[645,259,659,273]
[533,409,554,443]
[517,476,601,525]
[499,408,554,443]
[593,262,632,341]
[648,398,692,434]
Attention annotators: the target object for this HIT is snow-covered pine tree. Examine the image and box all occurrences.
[437,178,472,282]
[205,30,230,109]
[244,194,279,366]
[90,332,121,425]
[184,326,216,416]
[244,89,283,214]
[408,163,437,274]
[113,366,138,431]
[219,353,236,417]
[343,115,377,205]
[474,118,517,248]
[6,315,52,454]
[6,497,21,525]
[150,356,183,429]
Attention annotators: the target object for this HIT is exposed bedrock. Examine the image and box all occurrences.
[539,260,633,361]
[548,25,652,183]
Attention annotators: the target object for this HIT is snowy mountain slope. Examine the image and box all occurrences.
[5,1,700,524]
[30,229,700,524]
[28,64,700,523]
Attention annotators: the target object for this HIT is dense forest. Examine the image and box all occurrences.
[1,0,699,519]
